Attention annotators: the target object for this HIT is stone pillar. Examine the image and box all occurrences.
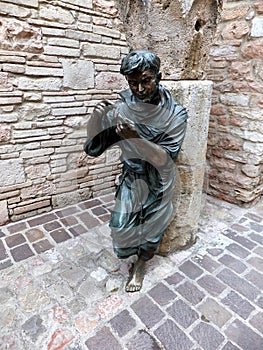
[159,80,213,255]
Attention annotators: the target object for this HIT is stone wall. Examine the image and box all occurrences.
[0,0,129,224]
[206,1,263,206]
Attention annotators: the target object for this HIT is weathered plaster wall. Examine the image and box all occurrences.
[0,0,128,224]
[206,1,263,206]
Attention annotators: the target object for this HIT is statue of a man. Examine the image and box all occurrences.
[84,50,188,292]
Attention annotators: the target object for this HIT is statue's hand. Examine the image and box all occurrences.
[115,115,140,139]
[92,99,116,118]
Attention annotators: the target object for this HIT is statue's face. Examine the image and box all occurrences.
[126,69,160,103]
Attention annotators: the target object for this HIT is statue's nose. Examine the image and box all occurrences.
[138,83,144,92]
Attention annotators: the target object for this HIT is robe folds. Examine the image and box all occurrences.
[84,85,188,259]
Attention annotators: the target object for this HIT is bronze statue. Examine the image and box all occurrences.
[84,50,188,292]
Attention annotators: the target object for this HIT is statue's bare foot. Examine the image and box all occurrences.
[125,259,146,292]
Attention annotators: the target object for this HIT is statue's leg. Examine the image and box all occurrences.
[125,258,146,292]
[125,245,156,292]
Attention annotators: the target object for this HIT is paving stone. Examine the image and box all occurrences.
[0,259,13,270]
[78,198,102,210]
[230,224,249,233]
[167,299,199,328]
[0,287,14,303]
[5,233,26,248]
[85,327,122,350]
[249,222,263,233]
[192,254,221,273]
[154,319,193,350]
[126,329,162,350]
[131,296,165,328]
[217,268,260,301]
[7,221,27,234]
[60,266,86,288]
[33,239,54,254]
[245,213,262,223]
[55,206,79,218]
[197,275,226,296]
[190,322,225,350]
[226,243,250,259]
[223,229,257,250]
[50,228,72,243]
[198,298,232,327]
[221,341,240,350]
[219,254,247,274]
[245,269,263,290]
[91,206,108,216]
[25,228,45,242]
[247,256,263,273]
[0,230,5,238]
[61,216,79,227]
[225,319,263,350]
[96,249,120,272]
[165,272,184,286]
[69,224,87,236]
[109,309,136,337]
[222,291,255,319]
[249,232,263,245]
[78,212,100,229]
[99,213,111,222]
[249,312,263,334]
[176,281,205,305]
[0,307,15,329]
[207,248,224,256]
[10,244,34,262]
[179,260,203,279]
[28,213,58,227]
[21,315,46,342]
[78,278,104,302]
[0,240,8,261]
[148,282,176,306]
[254,246,263,257]
[43,221,62,231]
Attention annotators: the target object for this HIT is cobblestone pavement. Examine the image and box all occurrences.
[0,193,262,350]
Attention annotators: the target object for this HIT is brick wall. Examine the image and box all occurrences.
[0,0,129,224]
[206,1,263,206]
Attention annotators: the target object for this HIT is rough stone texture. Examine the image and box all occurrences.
[206,1,263,206]
[0,0,128,224]
[160,80,212,253]
[116,0,222,79]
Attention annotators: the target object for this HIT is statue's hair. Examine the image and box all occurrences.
[120,50,160,76]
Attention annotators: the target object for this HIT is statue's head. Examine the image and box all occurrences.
[120,50,162,103]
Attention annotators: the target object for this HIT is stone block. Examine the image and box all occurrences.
[160,81,212,253]
[39,5,74,24]
[242,39,263,59]
[0,159,25,187]
[44,46,80,57]
[95,72,127,91]
[0,20,42,52]
[17,77,62,91]
[0,200,9,225]
[25,66,63,76]
[61,59,94,89]
[0,125,11,142]
[82,43,120,59]
[251,18,263,37]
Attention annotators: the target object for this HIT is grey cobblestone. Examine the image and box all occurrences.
[0,194,262,349]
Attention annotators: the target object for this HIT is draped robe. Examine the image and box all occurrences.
[84,85,187,259]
